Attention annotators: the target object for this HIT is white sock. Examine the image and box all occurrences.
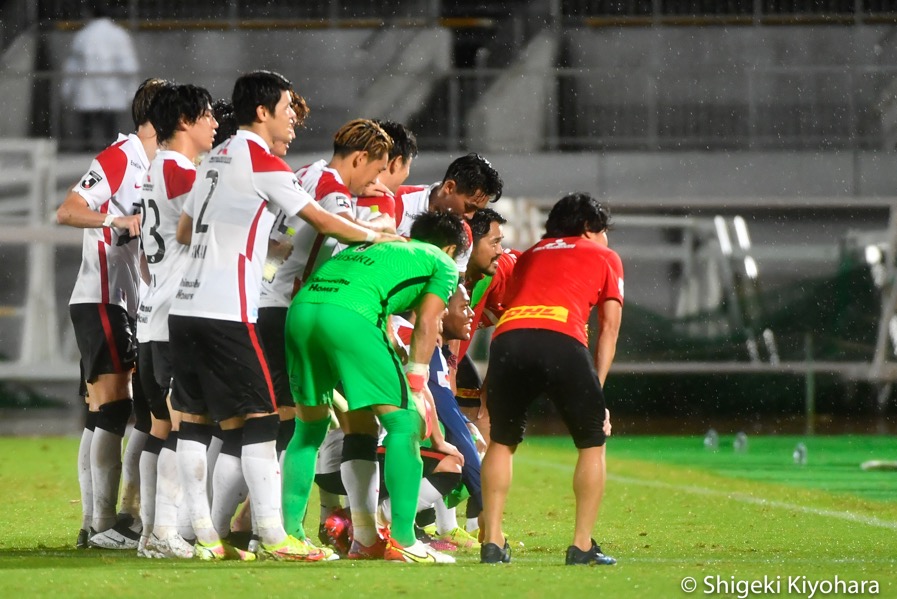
[77,426,94,530]
[379,497,392,523]
[121,428,148,519]
[138,449,158,537]
[90,427,123,532]
[319,488,342,521]
[177,438,217,544]
[466,517,479,533]
[340,459,379,546]
[418,479,443,513]
[153,447,180,539]
[211,453,248,538]
[177,501,194,541]
[206,434,223,501]
[435,501,458,536]
[241,440,286,546]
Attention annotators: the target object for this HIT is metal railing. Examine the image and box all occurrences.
[562,0,897,19]
[6,63,896,152]
[35,0,442,23]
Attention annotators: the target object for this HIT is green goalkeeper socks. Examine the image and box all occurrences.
[379,409,423,547]
[281,415,330,540]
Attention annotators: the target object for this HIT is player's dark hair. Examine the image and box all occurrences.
[543,193,611,239]
[332,119,393,160]
[469,208,506,243]
[410,210,470,254]
[232,70,293,127]
[442,153,503,203]
[149,84,213,144]
[132,78,170,128]
[212,98,237,146]
[374,120,418,163]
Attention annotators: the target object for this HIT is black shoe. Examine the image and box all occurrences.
[565,539,616,565]
[76,528,89,549]
[480,539,511,564]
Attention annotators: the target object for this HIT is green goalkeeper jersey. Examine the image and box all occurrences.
[294,240,459,327]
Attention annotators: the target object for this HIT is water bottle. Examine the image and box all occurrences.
[793,442,808,465]
[703,428,719,451]
[733,432,748,453]
[262,223,296,283]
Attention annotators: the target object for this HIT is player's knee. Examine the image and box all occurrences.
[434,454,463,474]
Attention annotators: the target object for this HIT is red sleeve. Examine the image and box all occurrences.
[248,140,293,173]
[163,160,196,200]
[315,172,351,202]
[598,249,624,305]
[95,141,128,195]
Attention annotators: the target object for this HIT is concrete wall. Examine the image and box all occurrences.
[44,27,445,145]
[0,30,35,137]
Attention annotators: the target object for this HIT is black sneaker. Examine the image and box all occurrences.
[225,530,252,551]
[480,539,511,564]
[76,528,90,549]
[565,539,616,566]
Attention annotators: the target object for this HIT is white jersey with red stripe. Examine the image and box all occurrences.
[258,159,353,309]
[68,133,150,316]
[169,130,312,323]
[394,182,472,272]
[136,150,196,342]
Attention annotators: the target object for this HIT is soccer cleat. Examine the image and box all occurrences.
[88,520,141,550]
[304,538,339,561]
[384,538,455,564]
[322,508,353,555]
[258,535,327,562]
[437,527,480,550]
[480,539,512,564]
[148,533,195,559]
[565,539,616,566]
[76,528,90,549]
[413,525,456,552]
[137,535,163,558]
[194,539,256,561]
[347,535,388,560]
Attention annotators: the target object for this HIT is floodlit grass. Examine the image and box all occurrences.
[0,435,895,598]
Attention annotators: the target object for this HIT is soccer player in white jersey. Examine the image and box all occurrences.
[57,78,169,550]
[135,83,218,558]
[167,70,402,561]
[394,153,504,273]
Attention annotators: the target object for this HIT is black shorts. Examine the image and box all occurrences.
[486,329,606,449]
[137,341,173,420]
[257,307,294,408]
[169,315,277,422]
[70,303,137,384]
[455,352,483,409]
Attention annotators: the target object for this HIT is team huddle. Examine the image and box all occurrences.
[56,70,624,565]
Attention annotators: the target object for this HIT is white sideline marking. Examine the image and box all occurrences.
[517,457,897,531]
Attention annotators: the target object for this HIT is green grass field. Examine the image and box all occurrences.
[1,434,895,598]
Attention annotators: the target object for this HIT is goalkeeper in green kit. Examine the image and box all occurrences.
[282,210,467,564]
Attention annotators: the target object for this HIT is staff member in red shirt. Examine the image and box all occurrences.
[479,192,623,567]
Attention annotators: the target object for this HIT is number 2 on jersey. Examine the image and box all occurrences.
[195,169,219,234]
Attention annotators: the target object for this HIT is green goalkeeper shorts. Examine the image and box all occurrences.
[285,302,412,412]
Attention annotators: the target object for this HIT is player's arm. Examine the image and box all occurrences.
[296,201,402,245]
[176,213,193,245]
[594,299,622,387]
[56,189,141,236]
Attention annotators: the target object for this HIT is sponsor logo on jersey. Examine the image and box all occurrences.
[80,171,103,190]
[497,305,569,325]
[534,239,576,252]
